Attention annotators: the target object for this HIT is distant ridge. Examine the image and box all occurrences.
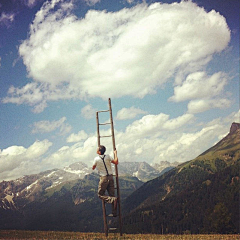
[198,122,240,161]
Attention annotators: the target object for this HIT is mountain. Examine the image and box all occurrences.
[151,161,179,175]
[122,123,240,234]
[0,160,174,214]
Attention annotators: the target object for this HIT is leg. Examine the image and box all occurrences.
[98,176,115,204]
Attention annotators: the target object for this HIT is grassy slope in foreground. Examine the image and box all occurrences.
[0,230,239,239]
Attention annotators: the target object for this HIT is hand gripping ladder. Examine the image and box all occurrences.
[96,98,123,237]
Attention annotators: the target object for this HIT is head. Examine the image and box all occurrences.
[97,145,106,155]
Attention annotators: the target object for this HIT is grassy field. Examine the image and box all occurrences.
[0,230,239,240]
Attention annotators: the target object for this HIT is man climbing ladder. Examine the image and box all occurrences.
[93,98,123,237]
[92,145,118,216]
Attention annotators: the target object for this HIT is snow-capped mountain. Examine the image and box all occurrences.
[118,162,161,182]
[0,162,91,210]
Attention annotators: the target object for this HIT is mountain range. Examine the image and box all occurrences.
[0,160,176,210]
[0,155,176,231]
[0,122,239,234]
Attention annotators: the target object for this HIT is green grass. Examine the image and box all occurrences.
[0,230,239,239]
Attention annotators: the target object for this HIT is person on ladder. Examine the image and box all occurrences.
[92,145,118,217]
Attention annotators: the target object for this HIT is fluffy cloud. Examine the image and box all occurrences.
[42,135,97,169]
[170,72,228,102]
[0,140,52,181]
[169,71,231,113]
[187,98,231,114]
[3,1,230,112]
[31,117,72,135]
[125,113,194,138]
[116,106,147,120]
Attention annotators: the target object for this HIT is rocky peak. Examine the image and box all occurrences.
[230,122,240,134]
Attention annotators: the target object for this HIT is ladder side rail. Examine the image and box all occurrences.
[102,200,108,237]
[97,112,108,237]
[96,112,100,147]
[108,98,123,236]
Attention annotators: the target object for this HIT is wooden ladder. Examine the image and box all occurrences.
[96,98,123,237]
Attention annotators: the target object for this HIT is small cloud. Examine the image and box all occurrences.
[84,0,101,6]
[31,117,72,135]
[22,0,43,8]
[0,12,15,28]
[116,106,147,120]
[81,104,96,119]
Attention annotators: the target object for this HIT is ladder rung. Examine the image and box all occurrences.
[100,135,112,138]
[109,228,118,231]
[97,110,109,113]
[99,123,111,125]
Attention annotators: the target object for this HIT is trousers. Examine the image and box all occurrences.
[98,175,117,214]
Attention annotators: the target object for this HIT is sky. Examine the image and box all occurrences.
[0,0,239,181]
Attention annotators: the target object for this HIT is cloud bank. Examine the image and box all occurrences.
[3,0,230,112]
[1,109,239,181]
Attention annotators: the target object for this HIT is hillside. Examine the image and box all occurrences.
[122,123,240,234]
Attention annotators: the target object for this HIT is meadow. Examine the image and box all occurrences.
[0,230,239,240]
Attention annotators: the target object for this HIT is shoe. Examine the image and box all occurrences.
[109,213,117,217]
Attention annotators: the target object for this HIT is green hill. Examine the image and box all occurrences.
[122,123,240,234]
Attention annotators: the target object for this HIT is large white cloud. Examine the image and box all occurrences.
[2,0,230,112]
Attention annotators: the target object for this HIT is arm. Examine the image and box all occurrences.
[111,150,118,165]
[92,159,97,170]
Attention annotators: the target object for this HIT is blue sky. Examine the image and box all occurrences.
[0,0,239,181]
